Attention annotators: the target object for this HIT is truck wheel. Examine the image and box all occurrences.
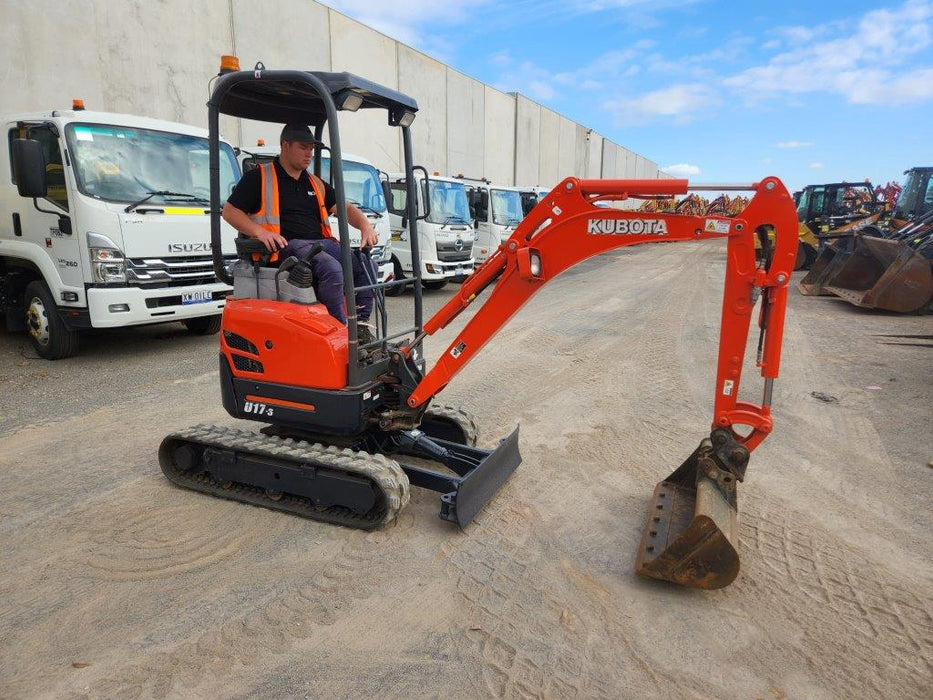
[423,280,448,290]
[183,315,222,335]
[385,259,406,297]
[24,280,79,360]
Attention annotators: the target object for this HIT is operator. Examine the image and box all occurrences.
[222,123,378,339]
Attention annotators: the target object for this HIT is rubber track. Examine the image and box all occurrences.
[160,424,410,529]
[424,404,480,446]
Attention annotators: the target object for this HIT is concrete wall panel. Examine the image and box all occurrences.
[557,117,576,178]
[537,108,560,188]
[601,141,617,179]
[446,71,484,178]
[398,47,447,174]
[0,1,106,115]
[514,96,540,186]
[232,0,331,148]
[586,132,603,178]
[329,12,400,171]
[483,87,515,185]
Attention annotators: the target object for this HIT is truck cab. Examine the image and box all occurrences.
[385,172,475,290]
[237,144,393,284]
[459,180,528,265]
[1,107,240,358]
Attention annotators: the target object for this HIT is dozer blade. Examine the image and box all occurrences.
[635,436,745,590]
[824,236,933,313]
[798,242,851,296]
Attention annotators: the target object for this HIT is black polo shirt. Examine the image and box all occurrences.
[228,158,337,240]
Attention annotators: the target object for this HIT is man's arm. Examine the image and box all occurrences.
[222,201,287,252]
[333,202,379,249]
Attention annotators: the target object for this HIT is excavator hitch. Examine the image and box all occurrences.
[635,430,748,590]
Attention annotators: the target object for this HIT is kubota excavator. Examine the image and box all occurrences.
[159,62,798,590]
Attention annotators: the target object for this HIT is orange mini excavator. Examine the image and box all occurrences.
[160,62,797,589]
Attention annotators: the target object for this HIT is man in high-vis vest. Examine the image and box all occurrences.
[222,123,379,337]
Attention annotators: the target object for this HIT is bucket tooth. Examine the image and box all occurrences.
[635,436,742,590]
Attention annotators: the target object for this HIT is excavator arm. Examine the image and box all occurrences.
[406,176,798,453]
[401,176,797,590]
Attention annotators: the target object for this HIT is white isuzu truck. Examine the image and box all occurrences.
[457,178,530,265]
[384,172,475,291]
[1,105,240,359]
[238,145,394,284]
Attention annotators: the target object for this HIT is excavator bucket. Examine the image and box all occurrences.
[635,434,746,590]
[824,234,933,313]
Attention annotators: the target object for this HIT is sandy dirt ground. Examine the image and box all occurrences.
[0,240,930,699]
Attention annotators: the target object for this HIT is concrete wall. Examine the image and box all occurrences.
[398,47,448,175]
[483,87,515,186]
[0,0,664,185]
[514,96,541,187]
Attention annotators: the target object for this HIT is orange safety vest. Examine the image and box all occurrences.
[250,162,333,239]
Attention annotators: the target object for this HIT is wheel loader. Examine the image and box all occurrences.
[799,168,933,312]
[159,61,798,590]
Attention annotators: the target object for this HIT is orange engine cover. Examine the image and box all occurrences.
[220,298,348,390]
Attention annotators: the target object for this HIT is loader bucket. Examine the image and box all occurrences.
[798,242,851,296]
[635,436,743,590]
[824,236,933,313]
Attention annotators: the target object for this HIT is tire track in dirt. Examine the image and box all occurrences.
[57,513,420,699]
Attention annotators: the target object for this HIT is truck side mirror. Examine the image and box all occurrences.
[12,139,48,199]
[382,181,399,215]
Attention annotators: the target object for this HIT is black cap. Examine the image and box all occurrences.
[280,123,316,143]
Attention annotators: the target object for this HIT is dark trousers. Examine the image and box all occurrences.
[282,238,376,324]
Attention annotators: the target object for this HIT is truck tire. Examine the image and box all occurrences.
[24,280,79,360]
[183,315,222,335]
[422,280,448,290]
[385,258,406,297]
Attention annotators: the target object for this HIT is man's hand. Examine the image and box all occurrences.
[222,201,287,252]
[360,223,378,250]
[256,228,288,252]
[341,203,379,250]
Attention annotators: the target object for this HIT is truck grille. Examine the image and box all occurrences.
[126,254,237,288]
[436,241,472,262]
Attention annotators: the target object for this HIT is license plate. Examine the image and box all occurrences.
[182,290,213,305]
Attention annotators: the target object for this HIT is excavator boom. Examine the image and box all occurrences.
[403,176,798,589]
[408,176,797,451]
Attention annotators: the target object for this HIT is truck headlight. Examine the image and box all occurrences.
[88,232,126,284]
[90,247,126,283]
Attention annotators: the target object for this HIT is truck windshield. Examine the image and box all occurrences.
[491,189,524,225]
[66,123,239,205]
[425,181,471,224]
[321,157,386,213]
[895,170,933,220]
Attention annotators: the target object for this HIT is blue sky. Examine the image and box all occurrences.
[321,0,932,192]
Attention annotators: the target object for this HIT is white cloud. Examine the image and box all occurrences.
[606,84,721,125]
[723,0,933,105]
[809,162,825,170]
[529,81,557,101]
[318,0,489,53]
[761,157,773,165]
[663,163,701,176]
[776,141,814,149]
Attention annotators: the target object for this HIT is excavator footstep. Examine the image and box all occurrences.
[635,441,740,590]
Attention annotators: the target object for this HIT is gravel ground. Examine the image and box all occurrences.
[0,240,930,699]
